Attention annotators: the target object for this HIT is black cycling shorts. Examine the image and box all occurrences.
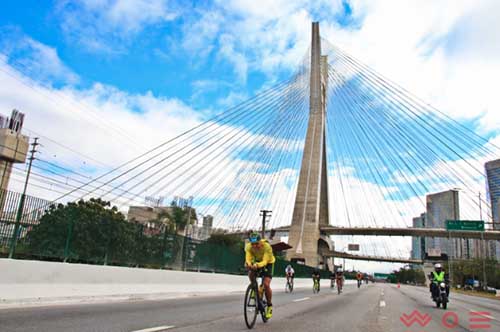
[257,263,274,279]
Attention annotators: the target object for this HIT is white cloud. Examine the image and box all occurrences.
[216,90,248,108]
[56,0,179,53]
[0,29,79,85]
[0,57,203,202]
[320,0,500,134]
[178,0,500,140]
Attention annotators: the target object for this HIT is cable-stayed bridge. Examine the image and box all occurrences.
[27,22,500,266]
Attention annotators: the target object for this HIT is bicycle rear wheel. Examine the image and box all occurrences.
[244,284,258,329]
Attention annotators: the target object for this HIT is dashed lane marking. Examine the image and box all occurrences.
[379,301,386,307]
[293,297,310,302]
[131,326,175,332]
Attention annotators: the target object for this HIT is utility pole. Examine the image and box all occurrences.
[260,209,272,238]
[9,137,39,258]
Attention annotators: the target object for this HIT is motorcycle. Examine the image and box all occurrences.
[433,281,449,309]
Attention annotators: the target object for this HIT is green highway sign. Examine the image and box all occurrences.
[445,220,484,231]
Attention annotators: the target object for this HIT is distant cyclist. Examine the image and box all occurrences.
[356,272,363,288]
[285,264,295,285]
[330,271,336,289]
[312,267,321,292]
[336,269,344,292]
[245,232,275,319]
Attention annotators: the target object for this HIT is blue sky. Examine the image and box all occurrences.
[0,0,357,112]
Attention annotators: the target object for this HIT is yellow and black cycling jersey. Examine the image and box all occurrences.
[245,239,276,268]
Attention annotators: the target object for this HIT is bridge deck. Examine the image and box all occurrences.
[326,250,423,264]
[319,226,500,240]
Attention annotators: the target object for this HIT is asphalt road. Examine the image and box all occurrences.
[0,282,499,332]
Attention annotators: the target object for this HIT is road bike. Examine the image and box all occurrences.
[244,269,269,329]
[285,276,294,293]
[313,278,320,293]
[336,278,343,294]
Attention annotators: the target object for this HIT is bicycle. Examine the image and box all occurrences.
[244,269,269,329]
[336,278,343,294]
[285,276,294,293]
[313,278,320,293]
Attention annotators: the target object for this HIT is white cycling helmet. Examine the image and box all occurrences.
[434,263,442,269]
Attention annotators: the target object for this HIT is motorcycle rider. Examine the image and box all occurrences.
[429,263,449,299]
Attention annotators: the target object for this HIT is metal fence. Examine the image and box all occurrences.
[0,189,328,278]
[0,189,50,247]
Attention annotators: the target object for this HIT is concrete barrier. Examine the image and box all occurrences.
[0,259,345,308]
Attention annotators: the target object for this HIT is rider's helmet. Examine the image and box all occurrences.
[313,267,320,274]
[286,264,292,270]
[434,263,442,271]
[248,232,261,244]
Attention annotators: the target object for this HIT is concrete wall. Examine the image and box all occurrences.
[0,259,325,307]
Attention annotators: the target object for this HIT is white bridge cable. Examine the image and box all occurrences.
[326,47,495,221]
[327,70,416,229]
[125,70,308,202]
[209,75,310,230]
[107,71,309,225]
[21,75,303,220]
[327,74,401,258]
[166,76,309,229]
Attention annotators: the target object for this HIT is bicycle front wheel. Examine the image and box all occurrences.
[244,284,258,329]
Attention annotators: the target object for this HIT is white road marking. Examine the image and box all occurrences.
[293,297,310,302]
[379,301,386,307]
[131,326,175,332]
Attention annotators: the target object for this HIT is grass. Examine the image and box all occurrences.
[452,288,500,300]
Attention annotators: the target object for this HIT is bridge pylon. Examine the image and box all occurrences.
[286,22,332,268]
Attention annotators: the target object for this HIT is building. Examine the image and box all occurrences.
[199,215,213,240]
[127,204,202,238]
[485,159,500,260]
[411,213,425,260]
[0,110,29,192]
[127,206,174,235]
[425,189,470,259]
[0,110,29,243]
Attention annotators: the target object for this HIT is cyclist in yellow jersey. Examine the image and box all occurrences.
[245,232,276,319]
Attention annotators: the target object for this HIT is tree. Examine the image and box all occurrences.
[155,205,197,235]
[27,198,137,263]
[393,267,426,284]
[206,233,244,250]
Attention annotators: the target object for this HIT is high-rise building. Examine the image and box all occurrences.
[199,215,213,240]
[485,159,500,260]
[426,189,466,259]
[411,213,426,260]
